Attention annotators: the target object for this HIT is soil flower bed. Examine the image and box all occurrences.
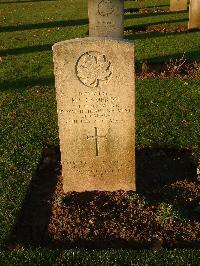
[10,148,200,250]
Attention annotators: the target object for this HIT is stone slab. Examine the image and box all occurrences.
[88,0,124,38]
[170,0,188,11]
[53,37,135,192]
[188,0,200,29]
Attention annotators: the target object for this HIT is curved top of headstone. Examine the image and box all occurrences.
[53,37,131,49]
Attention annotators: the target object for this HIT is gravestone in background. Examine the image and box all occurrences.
[188,0,200,29]
[170,0,188,11]
[53,38,135,192]
[88,0,124,37]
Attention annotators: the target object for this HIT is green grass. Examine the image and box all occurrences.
[0,248,200,265]
[136,78,200,147]
[0,86,58,248]
[0,0,200,262]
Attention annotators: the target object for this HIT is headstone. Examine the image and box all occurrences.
[53,37,135,192]
[188,0,200,29]
[170,0,188,11]
[88,0,124,38]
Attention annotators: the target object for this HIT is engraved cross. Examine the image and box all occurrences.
[87,127,106,156]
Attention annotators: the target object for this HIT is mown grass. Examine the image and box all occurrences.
[0,0,200,263]
[1,248,200,265]
[136,78,200,148]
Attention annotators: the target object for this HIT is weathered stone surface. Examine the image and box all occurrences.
[188,0,200,29]
[53,38,135,192]
[88,0,124,38]
[170,0,187,11]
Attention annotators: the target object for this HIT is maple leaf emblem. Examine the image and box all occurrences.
[76,51,112,87]
[98,0,114,16]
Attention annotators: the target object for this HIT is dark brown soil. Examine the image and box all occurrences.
[136,60,200,79]
[124,7,168,14]
[124,25,187,34]
[8,147,200,250]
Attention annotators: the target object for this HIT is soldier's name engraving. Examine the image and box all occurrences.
[60,90,132,124]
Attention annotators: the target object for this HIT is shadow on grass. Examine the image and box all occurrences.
[146,4,169,8]
[0,21,191,58]
[9,146,61,247]
[8,146,198,249]
[0,44,52,56]
[0,0,56,4]
[0,76,54,91]
[144,49,200,63]
[126,29,199,41]
[0,18,88,33]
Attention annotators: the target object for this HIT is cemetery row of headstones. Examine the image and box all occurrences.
[89,0,200,37]
[53,0,199,193]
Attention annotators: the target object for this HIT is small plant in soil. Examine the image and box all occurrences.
[165,53,187,76]
[123,192,147,207]
[156,203,186,226]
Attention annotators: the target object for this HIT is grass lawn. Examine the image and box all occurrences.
[1,248,200,265]
[0,0,200,264]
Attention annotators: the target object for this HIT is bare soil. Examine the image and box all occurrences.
[8,147,200,250]
[124,7,169,15]
[136,60,200,79]
[124,25,188,34]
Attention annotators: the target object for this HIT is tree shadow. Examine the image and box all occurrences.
[0,76,54,91]
[0,18,88,33]
[8,146,61,248]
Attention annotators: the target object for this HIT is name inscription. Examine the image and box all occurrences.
[61,90,132,124]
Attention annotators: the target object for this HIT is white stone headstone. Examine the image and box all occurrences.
[53,38,135,192]
[188,0,200,29]
[170,0,188,11]
[88,0,124,38]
